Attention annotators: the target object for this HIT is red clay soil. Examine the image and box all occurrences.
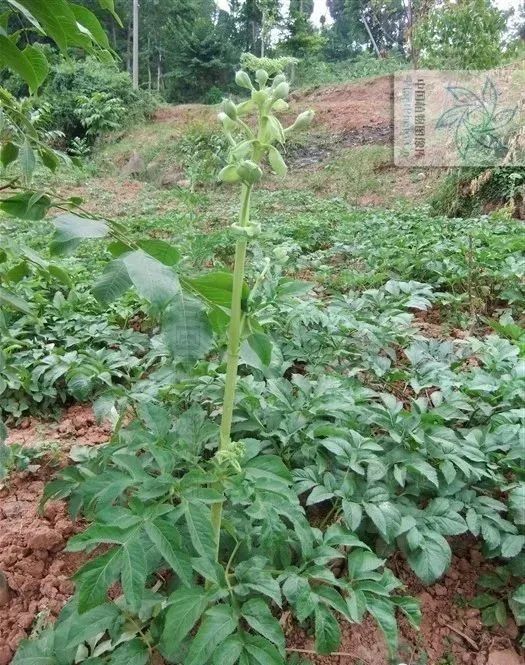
[0,406,111,664]
[6,404,111,449]
[0,469,82,665]
[290,76,393,136]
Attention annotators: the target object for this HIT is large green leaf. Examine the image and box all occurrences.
[0,36,42,92]
[509,483,525,525]
[22,45,49,89]
[54,602,120,660]
[93,259,132,304]
[0,191,51,220]
[162,295,213,363]
[97,0,122,25]
[51,213,109,255]
[160,587,209,655]
[73,548,122,612]
[186,605,237,665]
[366,596,398,655]
[314,605,340,655]
[120,535,146,612]
[121,250,180,309]
[0,286,33,315]
[186,271,249,309]
[144,519,193,586]
[405,531,451,583]
[109,639,149,665]
[243,636,286,665]
[184,500,216,561]
[0,141,18,167]
[212,635,243,665]
[242,598,285,653]
[71,4,110,50]
[139,239,180,266]
[11,630,55,665]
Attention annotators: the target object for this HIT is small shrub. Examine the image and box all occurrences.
[295,52,407,88]
[41,57,159,144]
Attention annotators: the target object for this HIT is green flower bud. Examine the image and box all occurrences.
[272,73,286,88]
[255,69,269,87]
[217,111,237,132]
[286,109,315,134]
[222,99,238,120]
[272,99,289,112]
[268,145,288,177]
[251,89,267,107]
[218,164,241,183]
[272,82,289,101]
[236,160,263,185]
[235,70,253,90]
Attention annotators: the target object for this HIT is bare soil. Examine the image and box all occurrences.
[0,468,81,665]
[0,406,111,664]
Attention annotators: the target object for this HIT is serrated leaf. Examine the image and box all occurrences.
[243,635,285,665]
[242,598,285,653]
[120,536,146,612]
[501,534,525,559]
[314,605,340,655]
[11,630,55,665]
[144,519,193,586]
[161,587,209,655]
[366,596,398,655]
[109,637,150,665]
[162,294,213,364]
[74,548,122,613]
[509,585,525,626]
[212,635,243,665]
[186,605,237,665]
[54,602,119,659]
[406,532,451,584]
[184,501,216,561]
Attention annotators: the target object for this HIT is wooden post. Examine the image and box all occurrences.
[132,0,139,90]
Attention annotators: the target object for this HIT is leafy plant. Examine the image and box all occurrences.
[13,62,420,665]
[74,92,126,142]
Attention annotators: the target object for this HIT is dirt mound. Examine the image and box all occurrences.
[7,404,111,449]
[151,75,394,140]
[292,75,393,136]
[0,469,83,665]
[152,103,215,126]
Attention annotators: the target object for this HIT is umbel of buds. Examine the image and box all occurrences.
[217,68,314,188]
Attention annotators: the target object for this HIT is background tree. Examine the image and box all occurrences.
[413,0,507,69]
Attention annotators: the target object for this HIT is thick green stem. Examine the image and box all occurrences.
[210,183,252,561]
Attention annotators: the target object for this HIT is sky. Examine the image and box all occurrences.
[216,0,524,29]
